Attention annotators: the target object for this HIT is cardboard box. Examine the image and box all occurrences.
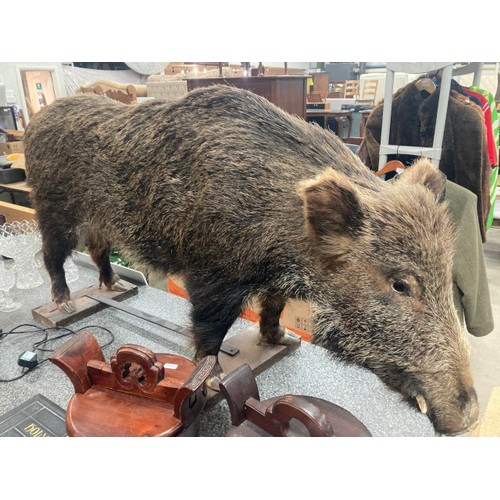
[281,299,314,341]
[167,275,313,341]
[0,141,24,155]
[0,128,24,142]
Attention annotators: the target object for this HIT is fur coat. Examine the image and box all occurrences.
[358,81,491,242]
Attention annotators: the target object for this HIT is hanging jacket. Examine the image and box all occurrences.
[359,80,492,242]
[470,85,499,155]
[463,87,498,166]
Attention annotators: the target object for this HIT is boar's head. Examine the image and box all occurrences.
[299,158,479,435]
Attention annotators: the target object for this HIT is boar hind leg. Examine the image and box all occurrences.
[259,293,299,346]
[37,213,78,314]
[85,228,126,291]
[186,278,247,391]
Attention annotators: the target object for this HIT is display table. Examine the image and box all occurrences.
[0,259,436,437]
[325,98,358,112]
[306,109,353,138]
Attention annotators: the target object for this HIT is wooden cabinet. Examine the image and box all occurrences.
[186,76,307,119]
[311,72,329,100]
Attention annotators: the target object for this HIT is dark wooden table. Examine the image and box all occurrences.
[306,109,353,138]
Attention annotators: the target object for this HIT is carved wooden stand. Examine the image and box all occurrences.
[219,364,372,437]
[33,283,302,410]
[49,331,216,437]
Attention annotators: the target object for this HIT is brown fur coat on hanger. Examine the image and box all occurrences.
[358,81,491,242]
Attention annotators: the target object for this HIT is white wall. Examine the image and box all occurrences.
[0,62,66,126]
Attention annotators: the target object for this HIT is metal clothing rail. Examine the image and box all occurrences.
[377,62,484,171]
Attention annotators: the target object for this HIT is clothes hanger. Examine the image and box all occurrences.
[415,77,437,96]
[375,160,406,177]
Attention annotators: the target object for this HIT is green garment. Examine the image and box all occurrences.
[445,179,494,336]
[391,172,494,337]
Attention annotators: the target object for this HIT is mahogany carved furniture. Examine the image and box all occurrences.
[219,363,372,437]
[49,331,216,437]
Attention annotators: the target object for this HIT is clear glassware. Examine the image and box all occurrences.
[0,260,21,312]
[0,219,44,289]
[64,252,80,283]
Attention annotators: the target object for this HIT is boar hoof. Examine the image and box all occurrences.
[199,360,226,392]
[205,371,227,392]
[99,273,126,291]
[259,328,300,347]
[109,281,128,292]
[279,331,301,346]
[57,300,76,314]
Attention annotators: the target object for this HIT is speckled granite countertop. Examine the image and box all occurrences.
[0,259,435,437]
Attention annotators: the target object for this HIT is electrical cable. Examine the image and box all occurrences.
[0,323,115,383]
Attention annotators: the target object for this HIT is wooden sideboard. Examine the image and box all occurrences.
[186,76,307,119]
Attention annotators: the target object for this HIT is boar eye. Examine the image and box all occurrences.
[392,279,411,296]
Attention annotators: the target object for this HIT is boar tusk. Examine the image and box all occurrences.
[416,394,428,414]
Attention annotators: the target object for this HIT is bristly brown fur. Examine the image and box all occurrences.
[24,85,477,435]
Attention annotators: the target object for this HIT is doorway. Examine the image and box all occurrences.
[20,70,56,120]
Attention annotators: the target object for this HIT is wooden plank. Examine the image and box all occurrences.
[205,325,301,407]
[0,200,36,222]
[219,325,300,376]
[31,280,138,328]
[85,292,188,336]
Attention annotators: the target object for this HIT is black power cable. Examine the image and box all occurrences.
[0,323,115,383]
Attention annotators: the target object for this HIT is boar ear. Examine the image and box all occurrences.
[398,158,445,200]
[298,169,363,260]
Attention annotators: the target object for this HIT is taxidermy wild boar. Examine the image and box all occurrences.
[24,85,479,435]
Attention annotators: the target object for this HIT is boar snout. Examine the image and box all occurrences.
[430,386,479,436]
[410,376,479,436]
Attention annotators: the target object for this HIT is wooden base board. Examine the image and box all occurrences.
[205,325,301,407]
[31,280,138,328]
[32,283,301,410]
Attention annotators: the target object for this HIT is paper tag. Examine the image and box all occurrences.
[164,363,178,370]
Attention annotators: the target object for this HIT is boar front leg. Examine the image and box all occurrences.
[186,277,247,391]
[259,293,300,346]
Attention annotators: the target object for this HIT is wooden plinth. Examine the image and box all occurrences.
[31,281,138,328]
[205,325,301,407]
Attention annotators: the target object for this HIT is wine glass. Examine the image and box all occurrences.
[0,260,21,312]
[0,219,44,289]
[64,252,80,283]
